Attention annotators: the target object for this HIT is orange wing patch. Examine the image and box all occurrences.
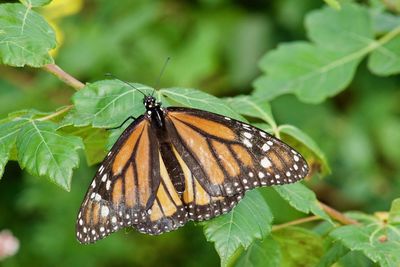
[135,124,151,206]
[171,118,225,185]
[124,164,136,208]
[231,144,253,168]
[169,112,236,140]
[112,178,123,207]
[212,140,241,177]
[149,153,183,222]
[112,122,146,175]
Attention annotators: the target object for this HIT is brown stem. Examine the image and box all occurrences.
[43,64,85,90]
[319,201,358,225]
[272,216,321,231]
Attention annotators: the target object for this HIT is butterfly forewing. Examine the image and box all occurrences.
[165,107,308,196]
[76,116,162,244]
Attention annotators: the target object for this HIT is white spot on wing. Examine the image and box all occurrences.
[262,144,270,151]
[261,157,271,168]
[242,138,252,148]
[243,132,252,139]
[101,206,109,217]
[102,174,107,182]
[106,180,111,190]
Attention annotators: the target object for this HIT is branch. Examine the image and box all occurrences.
[272,216,321,231]
[319,201,358,225]
[271,201,358,232]
[43,64,85,90]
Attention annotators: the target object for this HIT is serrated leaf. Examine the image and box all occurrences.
[389,198,400,225]
[234,237,281,267]
[274,183,332,223]
[203,190,273,267]
[279,124,330,176]
[160,88,243,120]
[253,42,362,103]
[0,3,55,67]
[371,11,400,34]
[330,222,400,267]
[16,120,83,191]
[20,0,52,7]
[69,80,153,128]
[316,242,349,267]
[224,95,276,128]
[253,3,376,103]
[368,35,400,76]
[273,227,324,267]
[306,3,373,53]
[61,126,108,165]
[0,119,26,177]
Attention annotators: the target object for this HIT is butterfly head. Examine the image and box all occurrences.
[143,95,160,110]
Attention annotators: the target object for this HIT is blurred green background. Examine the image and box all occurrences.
[1,0,400,266]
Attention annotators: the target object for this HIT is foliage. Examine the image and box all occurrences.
[1,0,400,266]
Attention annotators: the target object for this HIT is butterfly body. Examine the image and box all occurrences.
[76,95,309,244]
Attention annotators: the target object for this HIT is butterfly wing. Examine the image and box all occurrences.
[164,107,309,220]
[77,105,310,243]
[77,115,192,243]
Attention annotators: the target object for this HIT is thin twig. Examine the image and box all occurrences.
[319,201,358,225]
[36,105,73,122]
[272,216,321,231]
[43,64,85,90]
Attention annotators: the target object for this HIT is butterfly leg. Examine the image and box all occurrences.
[106,116,137,130]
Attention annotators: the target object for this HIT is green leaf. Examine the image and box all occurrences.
[389,198,400,225]
[331,225,400,267]
[61,126,108,166]
[331,211,400,267]
[368,35,400,76]
[371,11,400,34]
[224,95,276,128]
[306,4,373,53]
[279,124,330,176]
[203,190,273,267]
[274,183,332,223]
[0,3,55,67]
[16,120,83,191]
[253,42,361,103]
[316,242,349,267]
[234,237,281,267]
[68,80,153,128]
[273,227,324,267]
[19,0,52,7]
[0,119,25,177]
[160,88,243,120]
[253,3,375,103]
[323,0,341,10]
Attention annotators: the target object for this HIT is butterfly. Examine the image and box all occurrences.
[76,91,309,244]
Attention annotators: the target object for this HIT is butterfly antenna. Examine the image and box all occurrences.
[152,57,171,96]
[105,73,147,97]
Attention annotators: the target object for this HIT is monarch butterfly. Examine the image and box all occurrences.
[76,90,309,244]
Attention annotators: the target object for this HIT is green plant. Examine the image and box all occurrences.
[1,0,400,266]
